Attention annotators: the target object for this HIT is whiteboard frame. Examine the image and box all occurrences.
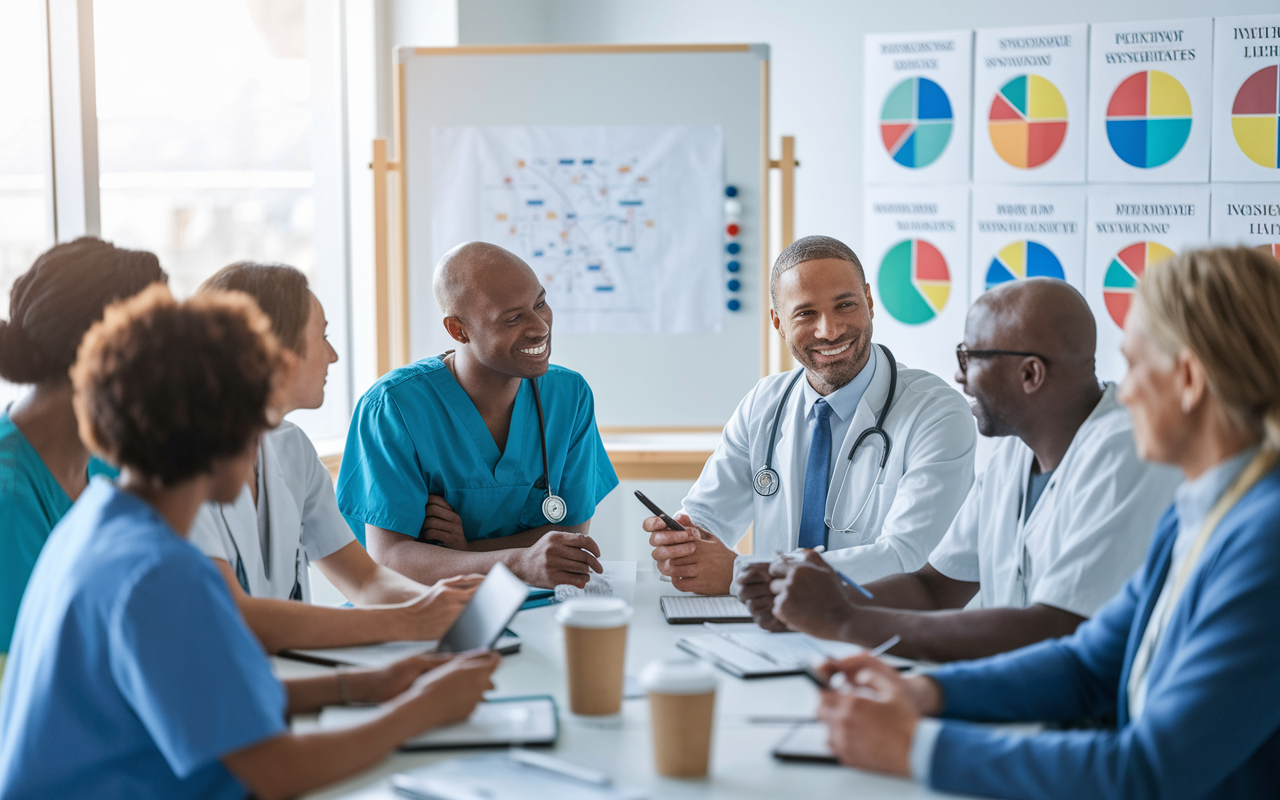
[377,43,773,431]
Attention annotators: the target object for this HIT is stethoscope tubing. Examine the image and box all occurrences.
[528,377,567,523]
[753,344,899,534]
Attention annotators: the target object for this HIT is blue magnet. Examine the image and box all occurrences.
[725,186,739,197]
[726,242,741,255]
[727,279,741,292]
[727,299,742,311]
[726,260,741,273]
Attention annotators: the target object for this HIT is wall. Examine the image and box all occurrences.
[458,0,1276,263]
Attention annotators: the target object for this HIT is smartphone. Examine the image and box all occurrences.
[634,490,686,531]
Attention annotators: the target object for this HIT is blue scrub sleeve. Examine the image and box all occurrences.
[336,393,430,537]
[0,491,53,652]
[558,383,619,528]
[108,556,286,779]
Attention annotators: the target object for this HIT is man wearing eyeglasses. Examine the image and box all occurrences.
[752,277,1182,662]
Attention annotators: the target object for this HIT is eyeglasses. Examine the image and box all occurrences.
[956,343,1050,374]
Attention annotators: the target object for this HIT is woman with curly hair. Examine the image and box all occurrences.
[0,286,498,799]
[190,262,478,653]
[0,237,166,672]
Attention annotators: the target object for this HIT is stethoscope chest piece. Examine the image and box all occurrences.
[542,494,567,524]
[753,466,781,497]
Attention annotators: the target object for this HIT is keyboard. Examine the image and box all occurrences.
[660,595,752,624]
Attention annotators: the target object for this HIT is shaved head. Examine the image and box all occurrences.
[960,278,1101,439]
[433,241,553,381]
[433,241,536,318]
[971,278,1096,368]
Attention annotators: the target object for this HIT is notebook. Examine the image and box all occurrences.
[677,623,915,679]
[319,695,558,750]
[659,594,752,624]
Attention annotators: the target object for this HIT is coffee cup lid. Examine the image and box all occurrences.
[554,597,632,628]
[639,658,717,695]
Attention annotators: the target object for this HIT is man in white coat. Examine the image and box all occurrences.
[645,235,977,595]
[752,278,1181,662]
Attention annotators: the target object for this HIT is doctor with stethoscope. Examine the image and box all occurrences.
[646,235,978,595]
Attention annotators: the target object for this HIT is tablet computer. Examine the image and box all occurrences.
[436,562,531,653]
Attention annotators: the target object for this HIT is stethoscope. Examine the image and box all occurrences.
[528,378,567,524]
[440,351,567,525]
[753,344,898,536]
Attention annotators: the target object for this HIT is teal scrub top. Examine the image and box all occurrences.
[0,410,116,651]
[0,479,286,799]
[337,359,618,541]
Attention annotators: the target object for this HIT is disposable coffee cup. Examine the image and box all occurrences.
[640,658,718,778]
[556,598,632,715]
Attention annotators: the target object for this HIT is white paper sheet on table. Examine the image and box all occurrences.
[554,561,637,606]
[320,697,558,749]
[336,753,647,800]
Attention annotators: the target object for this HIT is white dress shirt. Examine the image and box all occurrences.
[681,345,977,583]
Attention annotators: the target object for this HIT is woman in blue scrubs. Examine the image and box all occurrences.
[0,286,498,799]
[338,242,619,588]
[0,237,165,674]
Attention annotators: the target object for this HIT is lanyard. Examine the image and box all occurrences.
[1126,447,1277,717]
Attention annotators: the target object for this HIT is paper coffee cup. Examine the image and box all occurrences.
[556,598,632,715]
[640,659,718,778]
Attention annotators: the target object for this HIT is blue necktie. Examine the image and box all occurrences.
[798,398,832,550]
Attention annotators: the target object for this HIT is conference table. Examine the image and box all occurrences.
[283,566,973,799]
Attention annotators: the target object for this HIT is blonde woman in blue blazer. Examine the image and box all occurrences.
[814,246,1280,799]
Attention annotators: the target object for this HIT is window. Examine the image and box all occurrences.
[94,0,350,441]
[0,0,54,407]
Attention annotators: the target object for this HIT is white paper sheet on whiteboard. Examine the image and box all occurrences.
[430,125,724,335]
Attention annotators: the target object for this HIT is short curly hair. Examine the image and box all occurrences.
[71,285,283,486]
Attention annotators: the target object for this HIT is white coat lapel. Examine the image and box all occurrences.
[770,371,810,549]
[827,346,892,534]
[261,432,305,600]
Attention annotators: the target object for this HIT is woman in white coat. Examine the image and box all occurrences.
[189,262,478,653]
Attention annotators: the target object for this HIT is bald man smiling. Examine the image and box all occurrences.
[745,278,1182,662]
[336,242,618,588]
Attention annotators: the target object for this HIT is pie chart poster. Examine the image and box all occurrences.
[973,24,1087,184]
[864,30,973,185]
[1209,185,1280,250]
[1087,19,1213,184]
[863,185,971,386]
[1084,184,1210,382]
[1212,15,1280,181]
[968,185,1086,309]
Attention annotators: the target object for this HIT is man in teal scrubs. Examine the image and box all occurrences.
[337,242,618,588]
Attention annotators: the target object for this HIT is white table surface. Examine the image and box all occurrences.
[283,567,971,800]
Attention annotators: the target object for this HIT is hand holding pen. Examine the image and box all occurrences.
[767,549,874,641]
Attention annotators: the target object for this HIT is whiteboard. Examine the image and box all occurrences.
[396,44,769,428]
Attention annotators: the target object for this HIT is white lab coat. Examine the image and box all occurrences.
[682,345,977,583]
[189,421,354,601]
[928,383,1182,617]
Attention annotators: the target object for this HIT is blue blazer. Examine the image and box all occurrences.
[926,467,1280,799]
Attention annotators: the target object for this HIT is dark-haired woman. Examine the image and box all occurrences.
[0,285,498,799]
[0,237,166,673]
[190,262,478,653]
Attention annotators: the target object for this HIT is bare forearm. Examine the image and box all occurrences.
[236,595,404,654]
[283,674,342,715]
[346,565,429,605]
[835,604,1085,663]
[465,520,588,552]
[225,707,429,800]
[861,566,978,611]
[374,536,515,584]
